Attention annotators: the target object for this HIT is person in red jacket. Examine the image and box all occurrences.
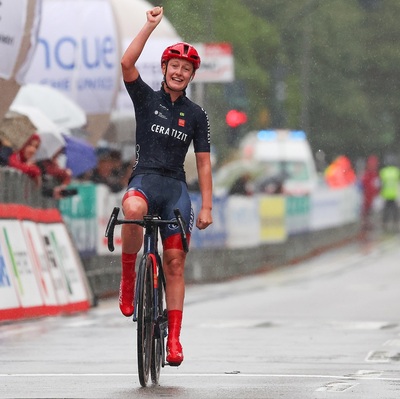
[8,133,42,186]
[325,155,356,188]
[360,155,380,221]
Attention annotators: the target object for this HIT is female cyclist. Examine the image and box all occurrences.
[119,6,213,366]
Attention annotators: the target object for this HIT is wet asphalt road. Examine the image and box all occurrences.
[1,232,400,398]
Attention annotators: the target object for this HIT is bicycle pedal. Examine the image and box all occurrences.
[166,361,182,367]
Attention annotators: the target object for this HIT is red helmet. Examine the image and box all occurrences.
[161,42,201,70]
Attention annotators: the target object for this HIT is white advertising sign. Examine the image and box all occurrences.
[194,43,234,83]
[38,222,90,304]
[25,0,120,115]
[310,186,361,231]
[0,220,44,308]
[0,0,28,80]
[0,233,20,310]
[22,220,59,306]
[225,196,260,248]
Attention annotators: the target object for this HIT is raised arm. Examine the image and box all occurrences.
[121,6,164,82]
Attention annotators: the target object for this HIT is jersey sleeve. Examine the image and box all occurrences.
[124,76,154,114]
[192,107,211,153]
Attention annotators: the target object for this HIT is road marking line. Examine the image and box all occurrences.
[384,339,400,347]
[316,382,359,392]
[1,373,400,381]
[344,370,383,378]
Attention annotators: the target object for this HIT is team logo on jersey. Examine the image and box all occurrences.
[178,118,185,127]
[154,110,167,120]
[133,144,140,169]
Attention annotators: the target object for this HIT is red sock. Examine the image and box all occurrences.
[119,253,137,317]
[167,310,183,342]
[122,252,137,271]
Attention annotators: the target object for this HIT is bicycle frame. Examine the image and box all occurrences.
[133,216,162,323]
[105,206,188,386]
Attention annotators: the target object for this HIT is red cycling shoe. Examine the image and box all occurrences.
[166,339,184,366]
[166,310,184,366]
[119,280,135,317]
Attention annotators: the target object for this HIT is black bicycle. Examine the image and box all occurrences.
[105,207,188,387]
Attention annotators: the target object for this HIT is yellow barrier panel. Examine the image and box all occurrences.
[259,196,287,243]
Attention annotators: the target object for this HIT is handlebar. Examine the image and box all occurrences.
[104,207,189,253]
[105,207,120,252]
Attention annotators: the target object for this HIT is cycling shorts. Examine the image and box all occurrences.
[123,174,194,250]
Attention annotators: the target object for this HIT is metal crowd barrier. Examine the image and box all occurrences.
[0,167,58,208]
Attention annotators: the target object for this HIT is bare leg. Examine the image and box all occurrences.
[163,248,186,365]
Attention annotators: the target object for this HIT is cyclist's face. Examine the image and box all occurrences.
[162,58,194,92]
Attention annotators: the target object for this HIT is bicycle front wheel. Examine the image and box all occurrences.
[137,255,154,387]
[151,260,166,384]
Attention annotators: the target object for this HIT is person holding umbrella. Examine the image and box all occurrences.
[8,133,42,186]
[0,110,41,184]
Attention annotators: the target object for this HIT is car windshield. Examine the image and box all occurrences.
[213,159,310,195]
[258,161,309,181]
[213,161,265,191]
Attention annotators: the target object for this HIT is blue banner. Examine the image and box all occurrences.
[189,193,227,248]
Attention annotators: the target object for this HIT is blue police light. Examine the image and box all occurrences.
[290,130,306,140]
[257,130,277,141]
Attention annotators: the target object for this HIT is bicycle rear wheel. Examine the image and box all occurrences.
[137,255,154,387]
[151,261,166,384]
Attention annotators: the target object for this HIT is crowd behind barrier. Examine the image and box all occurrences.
[0,167,362,314]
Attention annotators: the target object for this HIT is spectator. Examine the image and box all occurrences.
[91,149,125,193]
[0,138,13,166]
[8,133,42,186]
[229,173,253,195]
[360,155,380,228]
[37,148,73,199]
[379,157,400,232]
[325,155,356,188]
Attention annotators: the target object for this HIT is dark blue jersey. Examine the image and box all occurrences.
[125,76,211,182]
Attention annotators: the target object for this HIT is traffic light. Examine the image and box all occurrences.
[226,109,247,146]
[226,109,247,128]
